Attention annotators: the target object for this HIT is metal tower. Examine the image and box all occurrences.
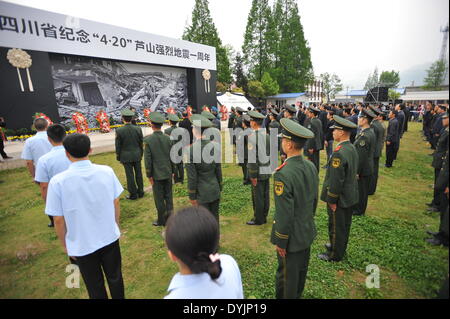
[440,23,449,62]
[439,23,449,84]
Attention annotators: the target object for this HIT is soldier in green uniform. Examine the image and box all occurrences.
[201,111,222,142]
[237,114,252,185]
[368,106,386,195]
[186,114,223,221]
[115,109,144,200]
[164,113,185,184]
[228,106,236,145]
[305,106,323,173]
[283,105,299,123]
[234,107,245,131]
[144,112,175,226]
[271,118,318,299]
[246,110,272,226]
[318,115,359,262]
[353,108,377,216]
[268,110,281,152]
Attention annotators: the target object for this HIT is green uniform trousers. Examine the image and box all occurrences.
[123,161,144,197]
[152,179,173,225]
[251,179,270,224]
[199,199,220,222]
[327,205,353,261]
[174,162,184,184]
[307,151,320,174]
[354,176,370,216]
[240,162,249,184]
[276,248,311,299]
[368,157,380,195]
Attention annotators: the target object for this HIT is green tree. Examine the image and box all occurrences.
[423,60,448,90]
[320,73,343,102]
[234,52,248,93]
[364,67,379,90]
[216,81,227,93]
[271,0,313,92]
[388,89,401,102]
[379,70,400,88]
[261,72,279,96]
[247,80,265,99]
[183,0,232,84]
[242,0,273,81]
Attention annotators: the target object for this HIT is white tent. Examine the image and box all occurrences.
[217,92,254,111]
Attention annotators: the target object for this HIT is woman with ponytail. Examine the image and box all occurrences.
[164,206,243,299]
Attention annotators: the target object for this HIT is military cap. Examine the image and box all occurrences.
[201,111,216,120]
[285,105,297,113]
[308,106,320,113]
[270,109,279,117]
[168,113,181,122]
[190,114,212,128]
[231,106,235,111]
[242,114,251,123]
[368,105,383,116]
[236,107,245,114]
[149,112,165,124]
[359,108,377,119]
[330,115,358,131]
[279,118,314,142]
[248,110,266,120]
[121,109,135,117]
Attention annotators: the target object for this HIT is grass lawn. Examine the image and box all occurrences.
[0,122,448,299]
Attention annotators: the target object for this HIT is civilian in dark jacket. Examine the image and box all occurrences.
[385,110,400,168]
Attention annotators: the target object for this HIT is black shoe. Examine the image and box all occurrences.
[426,230,439,236]
[325,243,332,251]
[126,195,138,200]
[426,238,443,246]
[246,220,262,226]
[48,223,54,228]
[384,164,392,168]
[318,253,339,262]
[4,156,13,159]
[152,221,164,227]
[426,202,434,207]
[138,193,145,198]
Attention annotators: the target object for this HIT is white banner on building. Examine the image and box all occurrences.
[0,1,217,70]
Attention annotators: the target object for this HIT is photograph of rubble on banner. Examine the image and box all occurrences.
[49,54,188,126]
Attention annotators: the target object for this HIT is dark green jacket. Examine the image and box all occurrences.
[432,128,449,169]
[237,128,252,163]
[435,151,449,192]
[271,155,318,252]
[143,131,174,180]
[165,126,187,159]
[186,139,223,203]
[248,129,271,181]
[354,127,376,176]
[371,120,386,158]
[320,140,359,208]
[115,123,143,163]
[305,117,323,151]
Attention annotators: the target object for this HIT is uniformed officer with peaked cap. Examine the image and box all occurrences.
[271,118,318,298]
[318,115,359,262]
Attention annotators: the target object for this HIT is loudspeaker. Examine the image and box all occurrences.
[364,87,389,103]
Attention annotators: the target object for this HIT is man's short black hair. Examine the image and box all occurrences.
[63,134,90,158]
[34,118,48,131]
[47,124,66,143]
[123,116,133,123]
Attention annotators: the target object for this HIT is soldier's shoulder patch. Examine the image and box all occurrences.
[331,157,341,168]
[334,145,342,152]
[276,162,287,171]
[274,181,284,196]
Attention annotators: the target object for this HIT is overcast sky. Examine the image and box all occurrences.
[5,0,449,89]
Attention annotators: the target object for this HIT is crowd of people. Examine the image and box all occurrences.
[5,99,448,299]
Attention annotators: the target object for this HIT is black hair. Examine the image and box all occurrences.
[34,118,48,131]
[169,121,178,126]
[151,122,163,129]
[47,124,66,143]
[391,110,398,117]
[291,138,307,150]
[123,116,133,123]
[165,206,221,280]
[63,133,90,158]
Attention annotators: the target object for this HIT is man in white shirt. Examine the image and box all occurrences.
[35,124,71,228]
[21,118,52,178]
[45,134,125,299]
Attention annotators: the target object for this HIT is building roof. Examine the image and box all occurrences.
[401,90,449,101]
[337,88,406,96]
[267,92,305,99]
